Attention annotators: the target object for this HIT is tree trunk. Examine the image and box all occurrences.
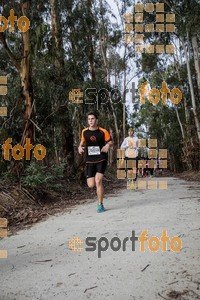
[20,1,34,147]
[50,0,75,177]
[174,107,185,139]
[99,6,120,147]
[182,36,200,144]
[100,39,120,146]
[99,32,108,83]
[191,36,200,98]
[122,45,127,140]
[173,55,190,129]
[108,126,114,165]
[86,0,96,81]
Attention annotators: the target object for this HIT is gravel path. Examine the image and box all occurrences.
[0,177,200,300]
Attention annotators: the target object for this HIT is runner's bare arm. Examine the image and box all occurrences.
[120,137,128,150]
[107,140,113,147]
[78,140,85,154]
[101,140,113,153]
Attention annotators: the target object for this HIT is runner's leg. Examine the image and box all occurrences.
[95,161,107,204]
[95,173,104,204]
[87,177,95,188]
[86,163,96,188]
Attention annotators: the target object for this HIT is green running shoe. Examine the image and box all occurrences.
[97,203,105,213]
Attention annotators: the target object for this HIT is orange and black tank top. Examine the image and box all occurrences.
[81,127,111,163]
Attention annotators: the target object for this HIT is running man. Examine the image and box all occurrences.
[78,112,113,213]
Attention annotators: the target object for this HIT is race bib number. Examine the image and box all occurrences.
[88,146,101,155]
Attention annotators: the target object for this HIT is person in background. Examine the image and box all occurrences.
[120,128,139,181]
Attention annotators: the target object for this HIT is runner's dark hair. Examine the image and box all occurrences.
[87,111,98,119]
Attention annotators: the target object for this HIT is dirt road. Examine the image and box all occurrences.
[0,177,200,300]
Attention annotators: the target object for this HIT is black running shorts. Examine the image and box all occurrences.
[86,160,107,178]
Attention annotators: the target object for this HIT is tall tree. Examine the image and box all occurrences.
[50,0,75,177]
[0,1,34,155]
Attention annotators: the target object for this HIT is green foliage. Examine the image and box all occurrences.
[21,161,65,188]
[22,163,52,187]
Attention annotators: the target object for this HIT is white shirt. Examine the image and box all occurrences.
[120,136,139,157]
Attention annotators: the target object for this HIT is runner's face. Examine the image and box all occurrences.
[128,130,134,136]
[88,115,97,127]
